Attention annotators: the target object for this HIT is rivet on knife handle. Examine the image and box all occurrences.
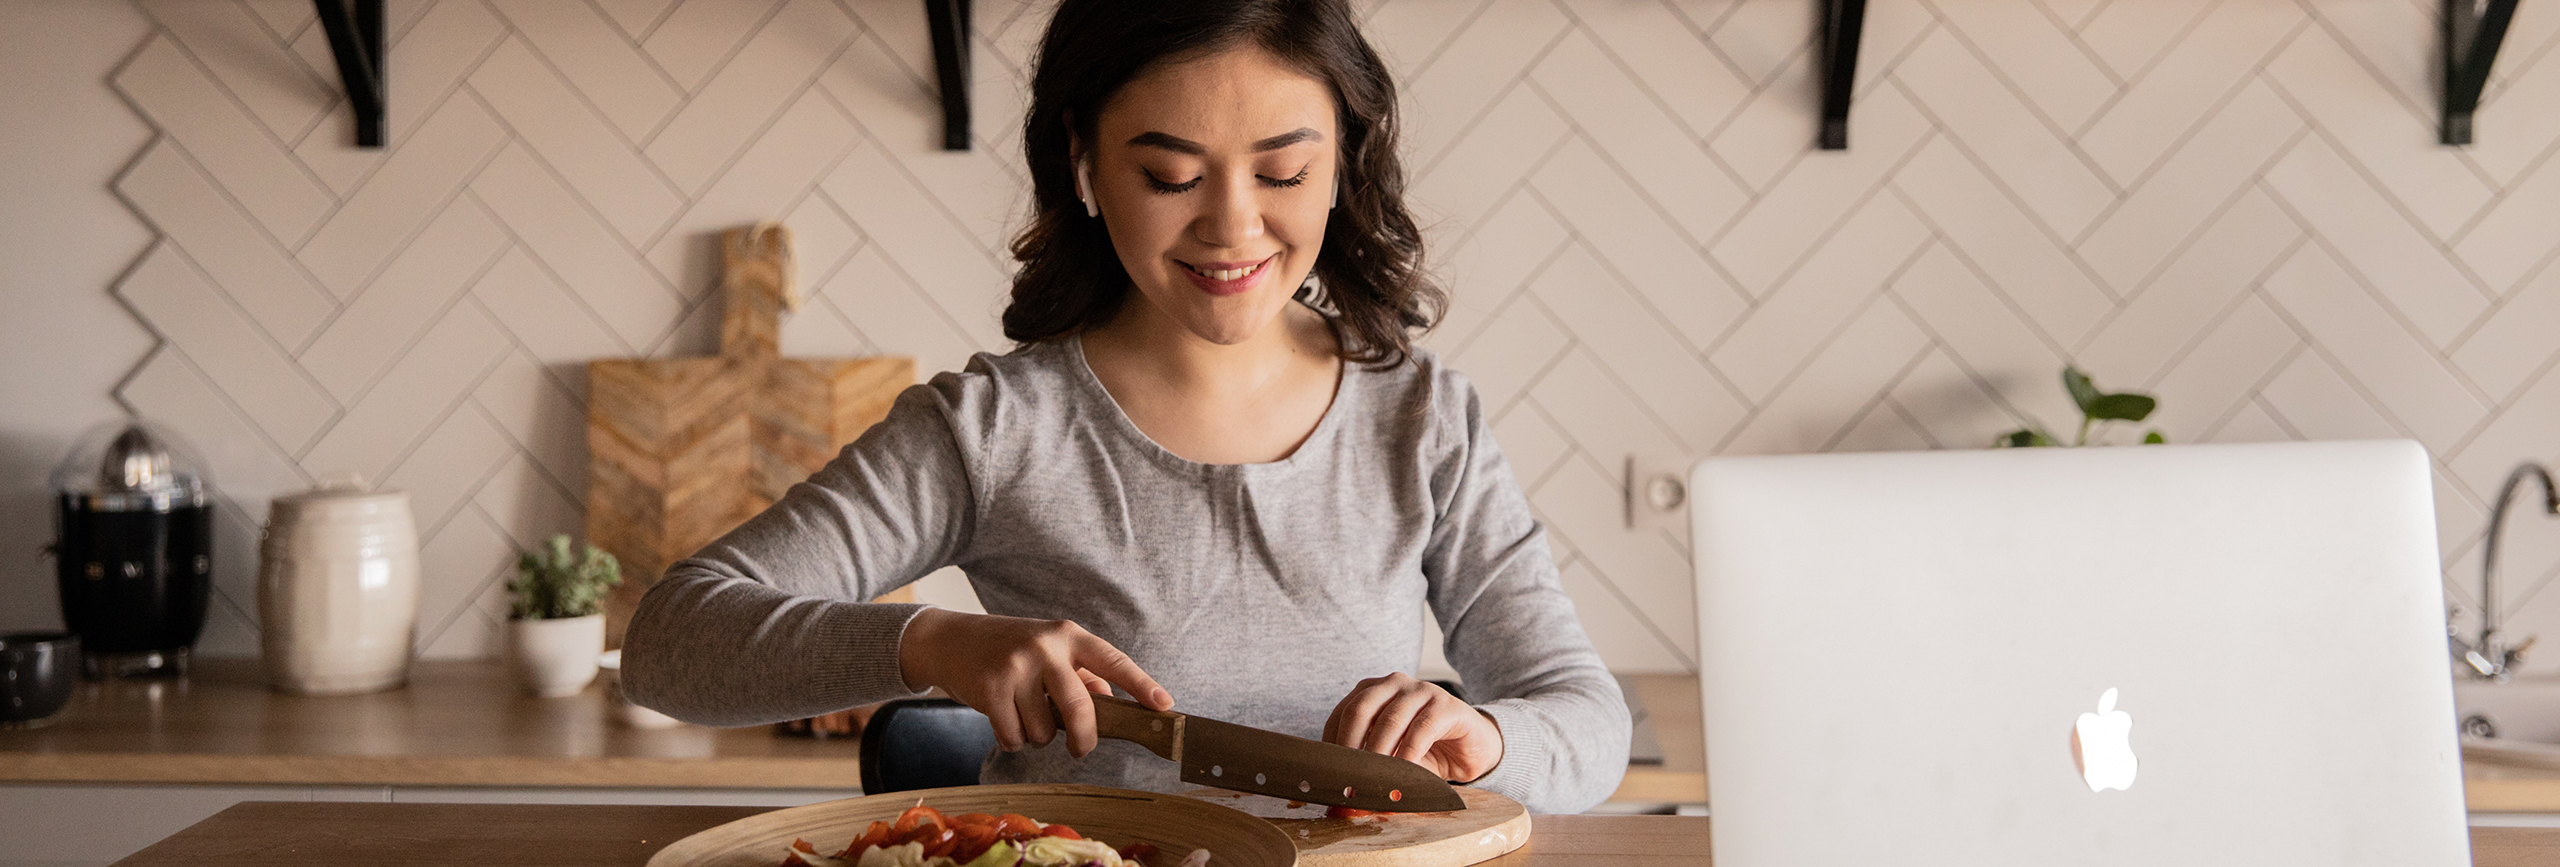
[1091,694,1183,762]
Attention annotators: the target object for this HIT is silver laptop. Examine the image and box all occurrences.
[1689,440,2469,866]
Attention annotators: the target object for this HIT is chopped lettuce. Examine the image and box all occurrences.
[856,842,946,867]
[1022,836,1123,867]
[793,821,1189,867]
[960,840,1021,867]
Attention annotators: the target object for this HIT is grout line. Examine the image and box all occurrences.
[1816,339,1940,453]
[2250,173,2501,409]
[461,84,687,304]
[321,213,518,414]
[2073,122,2311,335]
[1887,76,2124,308]
[462,192,641,357]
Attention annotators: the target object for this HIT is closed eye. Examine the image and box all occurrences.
[1143,172,1200,194]
[1143,167,1313,194]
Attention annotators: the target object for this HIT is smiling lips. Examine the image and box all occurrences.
[1178,254,1275,297]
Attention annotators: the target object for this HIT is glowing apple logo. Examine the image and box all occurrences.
[2070,688,2138,792]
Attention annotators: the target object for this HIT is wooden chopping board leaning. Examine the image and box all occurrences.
[585,222,916,652]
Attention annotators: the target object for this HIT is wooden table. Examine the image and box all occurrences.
[108,801,2560,866]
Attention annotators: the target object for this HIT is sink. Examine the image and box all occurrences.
[2456,679,2560,769]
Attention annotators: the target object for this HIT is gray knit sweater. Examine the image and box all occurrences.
[619,335,1629,814]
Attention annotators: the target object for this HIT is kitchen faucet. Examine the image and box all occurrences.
[2454,462,2558,681]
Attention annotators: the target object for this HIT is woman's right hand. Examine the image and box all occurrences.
[897,608,1173,758]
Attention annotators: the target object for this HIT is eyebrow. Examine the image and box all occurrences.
[1126,127,1325,155]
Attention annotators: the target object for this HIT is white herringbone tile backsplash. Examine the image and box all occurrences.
[92,0,2560,674]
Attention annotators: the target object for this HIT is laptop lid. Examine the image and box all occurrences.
[1690,440,2468,866]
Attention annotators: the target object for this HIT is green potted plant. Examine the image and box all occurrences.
[1997,367,2167,448]
[505,534,622,697]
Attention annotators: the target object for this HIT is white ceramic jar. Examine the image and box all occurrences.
[258,475,419,695]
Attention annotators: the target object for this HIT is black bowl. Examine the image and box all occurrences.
[1,632,80,727]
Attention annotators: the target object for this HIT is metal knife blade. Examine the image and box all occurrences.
[1089,695,1467,812]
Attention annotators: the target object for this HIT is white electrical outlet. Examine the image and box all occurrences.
[1624,454,1691,532]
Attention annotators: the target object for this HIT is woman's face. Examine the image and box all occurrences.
[1082,44,1338,346]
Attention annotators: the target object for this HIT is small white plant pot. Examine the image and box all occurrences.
[509,614,604,698]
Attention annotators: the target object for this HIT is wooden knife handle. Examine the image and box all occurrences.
[1090,694,1182,761]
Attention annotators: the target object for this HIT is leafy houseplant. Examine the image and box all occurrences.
[1997,367,2167,448]
[506,535,622,697]
[508,534,622,620]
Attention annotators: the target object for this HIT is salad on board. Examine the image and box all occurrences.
[781,804,1209,867]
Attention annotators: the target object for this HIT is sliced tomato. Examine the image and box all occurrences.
[1037,823,1083,840]
[837,820,897,859]
[951,812,1000,828]
[995,813,1042,840]
[1324,806,1378,819]
[952,823,1002,861]
[895,804,951,833]
[915,825,960,858]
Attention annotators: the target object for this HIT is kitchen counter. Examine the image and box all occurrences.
[110,802,2560,867]
[1617,676,2560,812]
[5,662,2556,811]
[0,658,864,789]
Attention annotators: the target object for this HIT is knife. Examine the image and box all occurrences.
[1088,694,1467,812]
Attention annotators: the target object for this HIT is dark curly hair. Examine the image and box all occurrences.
[1002,0,1443,367]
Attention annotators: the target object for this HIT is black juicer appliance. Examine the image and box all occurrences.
[49,422,212,678]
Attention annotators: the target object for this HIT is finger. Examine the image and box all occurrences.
[1015,678,1059,748]
[1394,702,1468,770]
[1045,665,1099,758]
[983,696,1026,752]
[1333,681,1399,752]
[1075,668,1111,696]
[1072,631,1171,710]
[1325,675,1387,744]
[1323,695,1342,745]
[1363,689,1434,756]
[1324,681,1355,743]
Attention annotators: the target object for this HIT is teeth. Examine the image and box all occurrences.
[1185,259,1267,281]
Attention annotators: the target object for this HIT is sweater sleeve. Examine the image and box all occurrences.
[1420,370,1631,815]
[618,374,980,726]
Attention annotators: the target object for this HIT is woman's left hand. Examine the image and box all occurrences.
[1323,672,1503,783]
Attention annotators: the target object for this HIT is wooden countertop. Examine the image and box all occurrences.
[1615,675,2560,813]
[113,802,2560,866]
[0,658,865,789]
[9,661,2559,813]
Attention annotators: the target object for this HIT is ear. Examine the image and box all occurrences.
[1076,160,1099,218]
[1064,113,1097,218]
[1331,146,1349,210]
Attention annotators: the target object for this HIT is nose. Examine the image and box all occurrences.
[1190,172,1265,250]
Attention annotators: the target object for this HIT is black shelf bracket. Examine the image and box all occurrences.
[312,0,385,148]
[1817,0,1867,150]
[2442,0,2522,145]
[924,0,971,151]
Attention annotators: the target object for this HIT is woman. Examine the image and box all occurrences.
[620,0,1628,814]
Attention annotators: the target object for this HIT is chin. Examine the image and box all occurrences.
[1180,312,1270,346]
[1153,280,1296,345]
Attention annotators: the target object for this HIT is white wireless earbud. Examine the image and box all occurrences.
[1330,169,1340,210]
[1075,158,1099,218]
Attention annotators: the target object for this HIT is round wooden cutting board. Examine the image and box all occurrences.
[646,784,1298,867]
[1180,786,1530,867]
